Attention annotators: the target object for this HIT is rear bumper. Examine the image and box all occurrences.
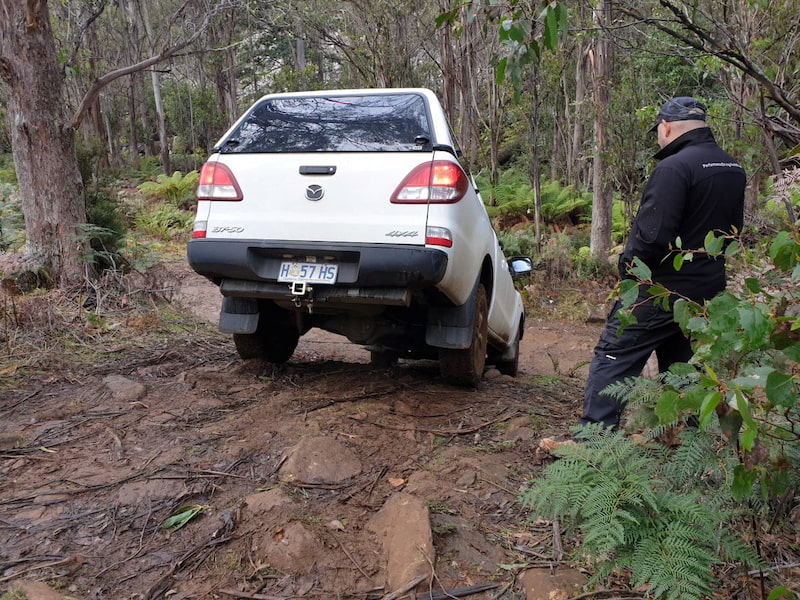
[187,239,449,290]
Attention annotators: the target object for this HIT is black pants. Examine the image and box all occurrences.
[580,299,692,428]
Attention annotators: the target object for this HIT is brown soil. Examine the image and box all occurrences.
[0,262,605,600]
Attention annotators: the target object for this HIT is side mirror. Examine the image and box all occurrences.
[508,256,533,278]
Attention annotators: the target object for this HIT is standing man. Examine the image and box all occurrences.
[580,97,746,429]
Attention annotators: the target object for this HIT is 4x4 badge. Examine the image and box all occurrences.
[305,184,324,201]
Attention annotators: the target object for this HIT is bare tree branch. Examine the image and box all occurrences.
[655,0,800,124]
[613,0,800,146]
[65,1,109,70]
[66,0,234,131]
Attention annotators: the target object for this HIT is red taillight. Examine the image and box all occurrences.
[391,160,469,204]
[192,220,207,238]
[426,226,453,247]
[197,162,243,201]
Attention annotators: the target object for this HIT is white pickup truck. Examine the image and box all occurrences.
[188,88,531,386]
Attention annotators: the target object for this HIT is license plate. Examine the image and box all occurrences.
[278,261,338,284]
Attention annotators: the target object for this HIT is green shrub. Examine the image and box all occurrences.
[539,179,591,224]
[0,183,23,251]
[0,153,17,184]
[86,187,128,251]
[499,227,616,281]
[138,156,163,177]
[138,170,199,210]
[498,227,539,257]
[481,166,535,219]
[76,142,102,185]
[481,169,590,226]
[614,225,799,483]
[612,197,630,244]
[521,424,761,600]
[134,204,194,240]
[572,219,800,597]
[1,588,28,600]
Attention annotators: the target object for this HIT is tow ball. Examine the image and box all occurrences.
[289,281,314,313]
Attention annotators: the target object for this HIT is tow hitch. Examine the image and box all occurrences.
[290,281,314,312]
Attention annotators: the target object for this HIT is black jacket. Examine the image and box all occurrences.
[619,127,746,304]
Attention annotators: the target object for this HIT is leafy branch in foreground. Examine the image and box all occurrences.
[617,224,800,498]
[522,218,799,598]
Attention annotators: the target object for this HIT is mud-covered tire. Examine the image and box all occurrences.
[495,331,520,377]
[233,302,299,363]
[370,350,398,368]
[439,284,488,387]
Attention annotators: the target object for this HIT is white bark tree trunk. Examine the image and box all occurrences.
[589,0,613,260]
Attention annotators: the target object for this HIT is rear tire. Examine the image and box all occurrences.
[233,302,299,363]
[370,350,398,368]
[495,331,520,377]
[439,284,488,387]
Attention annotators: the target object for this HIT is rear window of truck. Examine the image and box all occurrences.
[218,93,432,153]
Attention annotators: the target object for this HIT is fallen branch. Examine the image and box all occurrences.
[379,574,427,600]
[566,590,645,600]
[330,531,374,582]
[299,388,398,414]
[349,411,520,436]
[747,561,800,575]
[0,389,40,416]
[0,465,170,507]
[218,590,286,600]
[488,581,513,599]
[552,518,564,562]
[145,509,240,600]
[284,480,351,490]
[419,582,501,600]
[341,466,388,503]
[0,556,82,584]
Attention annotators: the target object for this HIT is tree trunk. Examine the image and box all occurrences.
[296,38,307,70]
[589,0,613,260]
[437,0,458,126]
[0,0,88,287]
[528,62,542,253]
[570,43,588,189]
[150,69,171,174]
[140,2,171,174]
[128,74,140,160]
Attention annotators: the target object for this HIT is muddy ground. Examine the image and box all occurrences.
[0,262,607,600]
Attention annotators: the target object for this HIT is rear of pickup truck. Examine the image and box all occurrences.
[188,88,529,386]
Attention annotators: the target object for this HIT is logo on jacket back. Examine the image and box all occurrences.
[305,185,324,201]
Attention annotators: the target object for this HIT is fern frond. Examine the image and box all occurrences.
[602,375,665,413]
[628,519,717,600]
[519,421,745,599]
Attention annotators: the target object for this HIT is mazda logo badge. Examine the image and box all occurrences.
[305,184,324,201]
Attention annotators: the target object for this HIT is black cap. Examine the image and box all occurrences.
[649,97,707,132]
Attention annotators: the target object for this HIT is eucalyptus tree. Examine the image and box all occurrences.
[613,0,800,175]
[609,0,800,225]
[588,0,613,259]
[0,0,235,287]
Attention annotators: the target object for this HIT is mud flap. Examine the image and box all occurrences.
[425,279,479,349]
[497,319,522,360]
[218,296,259,334]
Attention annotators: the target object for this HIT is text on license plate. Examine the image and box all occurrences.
[278,261,338,284]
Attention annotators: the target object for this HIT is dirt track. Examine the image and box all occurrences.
[0,265,603,599]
